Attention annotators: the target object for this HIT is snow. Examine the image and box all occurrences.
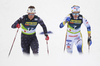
[0,0,100,66]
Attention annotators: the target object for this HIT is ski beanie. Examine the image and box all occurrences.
[71,5,80,12]
[27,6,36,14]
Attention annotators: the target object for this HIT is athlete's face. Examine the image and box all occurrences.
[72,12,80,19]
[28,13,35,20]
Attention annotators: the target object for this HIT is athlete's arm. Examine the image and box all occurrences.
[83,17,92,46]
[59,14,70,28]
[11,16,24,28]
[38,18,48,36]
[83,17,91,37]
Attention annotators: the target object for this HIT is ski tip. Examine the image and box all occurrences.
[40,31,53,34]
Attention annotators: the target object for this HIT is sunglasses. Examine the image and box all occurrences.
[72,13,79,15]
[28,14,34,16]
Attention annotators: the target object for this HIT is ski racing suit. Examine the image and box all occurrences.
[11,15,48,54]
[60,13,91,53]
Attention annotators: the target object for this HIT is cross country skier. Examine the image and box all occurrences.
[59,5,92,53]
[11,6,49,54]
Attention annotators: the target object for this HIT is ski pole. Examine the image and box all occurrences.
[64,32,67,51]
[64,43,66,51]
[8,28,19,57]
[64,24,69,52]
[46,40,49,54]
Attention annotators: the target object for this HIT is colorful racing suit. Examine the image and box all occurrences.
[60,13,91,53]
[11,15,48,54]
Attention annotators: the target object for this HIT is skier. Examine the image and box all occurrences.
[60,5,92,53]
[11,6,49,54]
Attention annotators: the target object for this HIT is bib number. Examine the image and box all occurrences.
[28,28,34,31]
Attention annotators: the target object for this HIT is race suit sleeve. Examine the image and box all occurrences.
[11,16,24,28]
[38,18,48,36]
[59,14,71,28]
[83,17,91,33]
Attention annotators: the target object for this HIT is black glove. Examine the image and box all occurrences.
[88,36,92,46]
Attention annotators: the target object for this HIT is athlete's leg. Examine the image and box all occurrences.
[66,32,74,53]
[76,39,83,53]
[21,33,30,54]
[30,34,39,54]
[75,33,83,53]
[66,40,73,53]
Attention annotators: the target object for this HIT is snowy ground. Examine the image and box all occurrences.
[0,0,100,66]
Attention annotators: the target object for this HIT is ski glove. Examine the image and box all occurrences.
[45,36,49,40]
[16,24,20,28]
[88,36,92,46]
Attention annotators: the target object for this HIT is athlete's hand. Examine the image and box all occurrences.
[88,36,92,46]
[45,36,49,40]
[16,24,20,28]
